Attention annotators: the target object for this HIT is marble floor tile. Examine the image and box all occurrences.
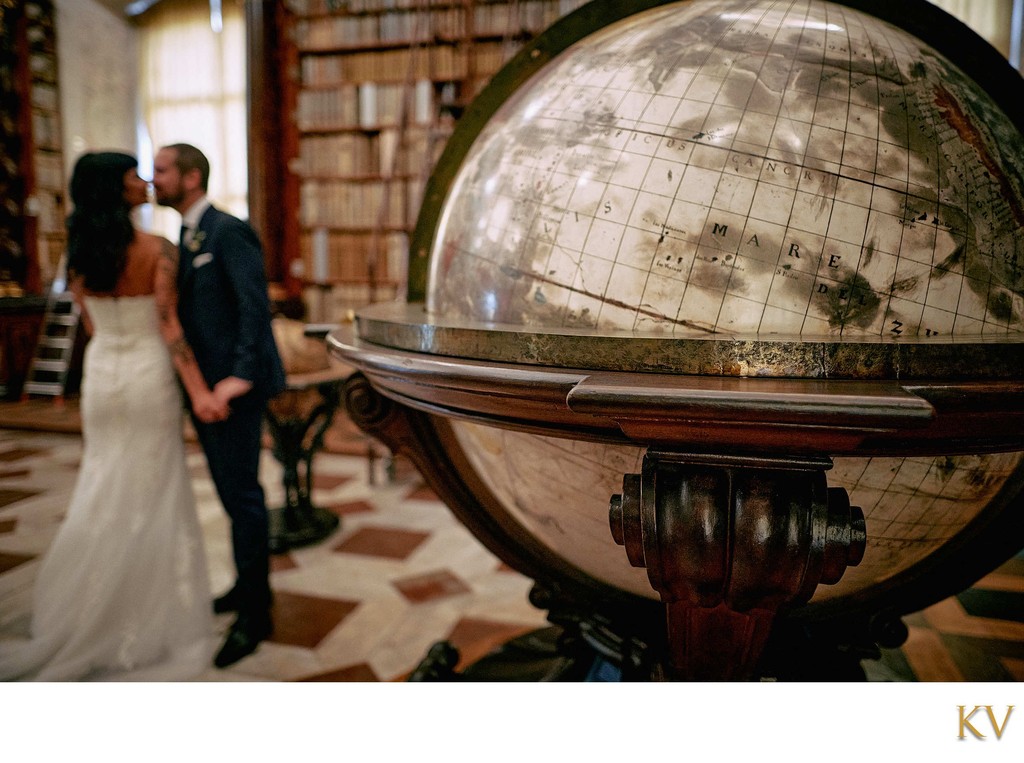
[0,551,34,575]
[393,569,472,603]
[0,490,40,509]
[270,590,360,649]
[333,525,430,560]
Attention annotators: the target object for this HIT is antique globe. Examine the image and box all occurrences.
[329,0,1024,680]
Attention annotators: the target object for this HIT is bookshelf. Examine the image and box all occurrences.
[0,0,66,400]
[0,0,66,298]
[259,0,586,319]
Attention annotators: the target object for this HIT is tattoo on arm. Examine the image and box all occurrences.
[168,336,197,366]
[160,240,180,266]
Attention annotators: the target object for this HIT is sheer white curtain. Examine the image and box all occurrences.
[137,0,247,241]
[928,0,1015,60]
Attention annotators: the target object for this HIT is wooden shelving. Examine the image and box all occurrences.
[0,0,66,398]
[0,0,65,297]
[252,0,584,317]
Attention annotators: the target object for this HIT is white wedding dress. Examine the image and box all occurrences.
[0,295,213,681]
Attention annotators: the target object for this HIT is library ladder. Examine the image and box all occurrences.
[21,288,80,400]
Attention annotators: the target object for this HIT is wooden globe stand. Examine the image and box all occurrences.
[330,313,1024,680]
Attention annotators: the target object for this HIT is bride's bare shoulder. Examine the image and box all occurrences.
[135,230,173,252]
[132,231,178,265]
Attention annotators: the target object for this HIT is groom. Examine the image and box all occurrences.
[153,143,286,669]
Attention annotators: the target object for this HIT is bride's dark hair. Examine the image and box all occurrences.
[66,151,138,293]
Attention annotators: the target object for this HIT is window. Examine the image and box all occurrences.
[928,0,1019,64]
[136,0,247,241]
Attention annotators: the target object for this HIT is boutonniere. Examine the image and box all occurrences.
[187,231,207,253]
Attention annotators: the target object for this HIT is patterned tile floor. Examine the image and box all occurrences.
[1,405,1023,682]
[0,424,547,682]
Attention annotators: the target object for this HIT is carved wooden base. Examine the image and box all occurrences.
[610,451,867,680]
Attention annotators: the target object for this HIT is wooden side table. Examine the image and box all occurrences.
[264,367,349,554]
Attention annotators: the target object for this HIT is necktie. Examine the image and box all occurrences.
[179,225,191,249]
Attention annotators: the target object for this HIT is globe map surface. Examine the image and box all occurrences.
[418,0,1024,602]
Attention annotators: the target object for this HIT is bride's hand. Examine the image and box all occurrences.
[193,391,229,423]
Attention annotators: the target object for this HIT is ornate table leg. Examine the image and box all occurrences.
[610,451,866,680]
[264,379,343,553]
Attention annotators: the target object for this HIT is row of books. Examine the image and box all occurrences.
[33,151,63,191]
[298,43,482,84]
[294,6,463,49]
[286,0,433,16]
[29,14,65,271]
[299,228,409,283]
[25,185,62,234]
[30,82,57,112]
[299,178,423,228]
[296,79,436,130]
[287,0,585,20]
[285,0,587,290]
[290,127,439,177]
[292,0,569,49]
[31,111,60,152]
[298,40,514,87]
[28,51,56,83]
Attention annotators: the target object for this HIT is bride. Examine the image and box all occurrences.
[0,151,227,680]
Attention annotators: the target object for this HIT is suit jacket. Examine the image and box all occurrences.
[177,205,286,404]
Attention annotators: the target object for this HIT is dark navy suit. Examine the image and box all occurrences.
[177,205,285,619]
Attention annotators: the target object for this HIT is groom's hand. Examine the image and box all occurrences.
[213,376,254,409]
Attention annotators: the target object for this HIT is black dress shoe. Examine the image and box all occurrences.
[212,588,241,614]
[214,615,273,669]
[214,588,274,615]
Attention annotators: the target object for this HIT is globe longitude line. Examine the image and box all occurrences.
[594,2,746,332]
[651,2,754,333]
[750,0,812,335]
[850,0,887,339]
[606,118,656,333]
[725,0,808,335]
[830,0,879,338]
[919,61,946,336]
[871,19,916,338]
[864,0,897,333]
[551,72,633,328]
[662,1,749,333]
[796,0,850,336]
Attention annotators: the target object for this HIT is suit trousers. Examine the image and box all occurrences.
[192,398,272,619]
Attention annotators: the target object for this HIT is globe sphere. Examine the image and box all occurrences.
[415,0,1024,605]
[429,0,1024,339]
